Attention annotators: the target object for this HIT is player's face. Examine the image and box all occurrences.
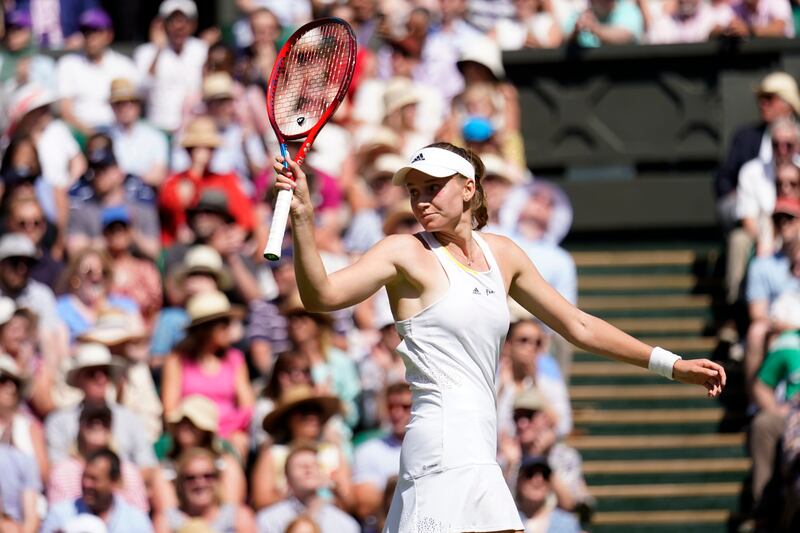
[406,171,472,231]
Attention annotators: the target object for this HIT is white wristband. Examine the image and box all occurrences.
[649,347,682,380]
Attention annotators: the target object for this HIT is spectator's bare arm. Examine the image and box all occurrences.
[160,353,183,417]
[21,488,39,533]
[753,379,787,414]
[751,19,787,38]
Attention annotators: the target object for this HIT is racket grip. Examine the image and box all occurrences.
[264,188,293,261]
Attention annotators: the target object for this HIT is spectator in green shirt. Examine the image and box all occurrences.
[566,0,644,47]
[751,330,800,514]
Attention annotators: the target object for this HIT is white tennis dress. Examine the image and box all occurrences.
[384,231,523,533]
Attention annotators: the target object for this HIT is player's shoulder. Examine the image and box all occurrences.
[479,231,524,257]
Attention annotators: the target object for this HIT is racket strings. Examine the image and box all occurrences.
[272,23,353,137]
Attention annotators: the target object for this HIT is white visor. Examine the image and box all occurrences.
[392,147,476,185]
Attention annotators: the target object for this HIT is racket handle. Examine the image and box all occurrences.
[264,188,293,261]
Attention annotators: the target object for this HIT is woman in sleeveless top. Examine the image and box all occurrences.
[273,142,726,533]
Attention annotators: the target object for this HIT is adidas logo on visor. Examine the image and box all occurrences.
[411,152,425,163]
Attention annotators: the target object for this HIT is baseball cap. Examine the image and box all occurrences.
[101,205,131,229]
[0,233,38,262]
[79,8,113,31]
[392,147,475,185]
[87,146,117,169]
[774,197,800,218]
[519,455,552,479]
[159,0,198,19]
[6,9,32,29]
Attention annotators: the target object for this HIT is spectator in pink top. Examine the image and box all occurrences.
[716,0,795,38]
[161,291,255,460]
[648,0,734,43]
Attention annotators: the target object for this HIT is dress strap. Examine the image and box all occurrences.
[473,232,505,287]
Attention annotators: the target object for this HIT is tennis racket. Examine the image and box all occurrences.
[263,17,357,261]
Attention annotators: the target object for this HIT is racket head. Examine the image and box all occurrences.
[266,17,357,142]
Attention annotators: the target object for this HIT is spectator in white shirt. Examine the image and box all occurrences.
[493,0,563,49]
[134,0,208,132]
[56,8,139,135]
[107,78,169,189]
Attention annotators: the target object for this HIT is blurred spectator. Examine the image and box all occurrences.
[0,232,67,360]
[0,9,56,125]
[0,296,55,415]
[159,117,255,245]
[67,134,160,259]
[55,248,138,342]
[750,328,800,521]
[252,385,351,511]
[493,0,563,49]
[515,456,581,533]
[235,7,279,82]
[7,83,87,239]
[45,342,158,469]
[160,395,247,504]
[468,0,516,31]
[419,0,483,102]
[4,196,63,287]
[155,447,256,532]
[41,448,155,533]
[648,0,733,43]
[480,153,524,232]
[343,153,408,253]
[567,0,644,47]
[0,352,48,481]
[152,244,235,359]
[283,298,360,429]
[250,352,314,449]
[0,441,42,533]
[100,206,162,326]
[234,0,311,28]
[15,0,105,50]
[353,382,410,526]
[77,312,163,443]
[254,443,360,533]
[284,515,322,533]
[172,72,268,189]
[498,319,572,438]
[743,199,800,397]
[161,291,254,458]
[717,72,800,231]
[134,0,208,132]
[47,402,149,512]
[56,8,138,135]
[715,0,795,38]
[777,161,800,201]
[108,78,169,189]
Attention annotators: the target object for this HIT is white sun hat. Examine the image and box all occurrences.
[392,146,475,185]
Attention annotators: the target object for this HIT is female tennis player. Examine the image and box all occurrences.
[273,142,726,533]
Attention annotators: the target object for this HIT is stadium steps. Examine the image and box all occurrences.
[567,243,745,532]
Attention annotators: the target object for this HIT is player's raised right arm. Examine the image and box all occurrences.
[274,157,401,312]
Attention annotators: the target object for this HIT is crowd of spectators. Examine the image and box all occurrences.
[0,0,798,532]
[0,0,589,532]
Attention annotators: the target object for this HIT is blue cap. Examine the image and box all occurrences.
[6,9,32,29]
[79,8,113,30]
[101,205,131,228]
[519,455,552,478]
[462,116,495,143]
[87,146,117,169]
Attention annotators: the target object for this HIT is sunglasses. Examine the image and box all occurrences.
[3,257,33,270]
[513,335,543,347]
[774,213,798,225]
[520,466,551,481]
[779,179,800,189]
[295,404,323,417]
[513,409,539,423]
[772,140,798,151]
[182,471,218,483]
[83,367,110,380]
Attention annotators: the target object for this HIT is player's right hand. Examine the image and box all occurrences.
[273,156,314,221]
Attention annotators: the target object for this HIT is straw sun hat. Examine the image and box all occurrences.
[181,117,221,149]
[174,246,232,291]
[65,343,127,388]
[261,384,341,444]
[166,394,219,433]
[185,291,241,329]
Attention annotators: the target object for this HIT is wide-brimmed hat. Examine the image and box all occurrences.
[159,0,198,19]
[261,384,341,443]
[166,394,219,433]
[185,291,238,329]
[7,83,56,129]
[109,78,141,104]
[0,353,30,395]
[756,72,800,116]
[0,233,39,263]
[77,311,147,347]
[181,117,221,149]
[65,343,127,388]
[203,72,235,101]
[383,78,421,117]
[513,387,546,412]
[174,245,232,290]
[383,201,417,235]
[456,37,505,80]
[0,297,16,327]
[186,189,235,223]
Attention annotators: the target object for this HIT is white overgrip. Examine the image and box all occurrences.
[264,188,294,260]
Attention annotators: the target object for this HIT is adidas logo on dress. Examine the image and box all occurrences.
[411,152,425,163]
[472,287,481,295]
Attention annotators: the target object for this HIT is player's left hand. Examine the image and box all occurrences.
[672,358,727,398]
